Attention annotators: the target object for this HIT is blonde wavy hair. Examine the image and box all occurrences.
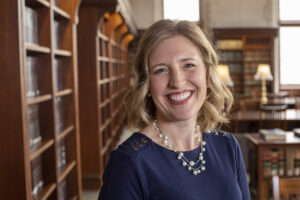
[125,20,233,132]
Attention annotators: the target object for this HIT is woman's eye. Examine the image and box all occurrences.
[184,63,196,68]
[153,68,167,74]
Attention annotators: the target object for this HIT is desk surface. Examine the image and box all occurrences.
[267,97,296,106]
[232,109,300,121]
[246,132,300,145]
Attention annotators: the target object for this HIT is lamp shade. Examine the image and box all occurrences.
[254,64,273,81]
[216,65,234,87]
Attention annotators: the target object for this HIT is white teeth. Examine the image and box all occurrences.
[168,91,191,101]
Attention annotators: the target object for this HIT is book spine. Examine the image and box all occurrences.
[271,149,279,176]
[262,150,271,176]
[294,149,300,176]
[286,148,295,176]
[278,149,285,176]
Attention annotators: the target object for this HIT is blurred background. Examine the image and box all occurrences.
[1,0,300,199]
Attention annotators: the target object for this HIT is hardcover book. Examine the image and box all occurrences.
[259,128,286,141]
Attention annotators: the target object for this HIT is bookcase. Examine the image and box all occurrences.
[213,29,278,99]
[0,0,82,199]
[246,133,300,200]
[77,1,136,189]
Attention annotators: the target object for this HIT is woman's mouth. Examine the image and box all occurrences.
[166,90,193,104]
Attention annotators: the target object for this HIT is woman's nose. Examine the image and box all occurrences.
[168,68,186,88]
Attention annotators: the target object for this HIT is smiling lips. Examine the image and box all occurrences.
[166,90,193,105]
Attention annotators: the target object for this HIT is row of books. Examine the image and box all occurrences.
[31,156,43,200]
[55,97,67,134]
[28,98,69,149]
[25,6,63,48]
[243,50,270,62]
[218,51,243,61]
[262,148,300,176]
[26,56,68,99]
[31,155,68,200]
[216,39,243,50]
[25,6,39,45]
[26,56,40,99]
[28,105,42,148]
[57,138,67,175]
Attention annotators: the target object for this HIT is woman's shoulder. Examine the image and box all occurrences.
[205,129,233,139]
[113,132,152,159]
[205,129,239,146]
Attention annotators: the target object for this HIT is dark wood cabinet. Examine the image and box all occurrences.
[246,133,300,200]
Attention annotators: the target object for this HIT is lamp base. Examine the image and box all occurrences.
[260,79,268,104]
[260,96,268,104]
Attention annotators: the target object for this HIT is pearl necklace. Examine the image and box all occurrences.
[153,120,206,175]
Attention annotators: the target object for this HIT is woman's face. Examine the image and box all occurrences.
[149,35,207,122]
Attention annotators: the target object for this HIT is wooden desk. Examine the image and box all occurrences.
[232,109,300,121]
[246,133,300,200]
[267,97,296,108]
[230,109,300,133]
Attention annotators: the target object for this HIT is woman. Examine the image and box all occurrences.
[98,20,250,200]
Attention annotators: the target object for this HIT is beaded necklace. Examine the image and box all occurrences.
[153,120,206,175]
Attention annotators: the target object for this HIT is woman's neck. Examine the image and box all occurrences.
[150,117,202,151]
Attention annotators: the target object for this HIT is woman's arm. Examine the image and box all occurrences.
[98,150,145,200]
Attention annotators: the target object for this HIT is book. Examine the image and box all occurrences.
[278,149,286,176]
[262,150,271,176]
[294,149,300,176]
[259,128,286,141]
[286,148,295,176]
[270,149,279,176]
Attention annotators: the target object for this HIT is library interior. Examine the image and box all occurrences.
[1,0,300,199]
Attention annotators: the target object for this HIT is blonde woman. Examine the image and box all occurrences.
[98,20,250,200]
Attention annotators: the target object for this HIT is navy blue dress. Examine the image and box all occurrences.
[98,130,250,200]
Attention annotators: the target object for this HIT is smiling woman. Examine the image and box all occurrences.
[126,20,232,132]
[98,20,250,200]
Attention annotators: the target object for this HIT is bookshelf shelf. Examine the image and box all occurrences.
[53,6,71,20]
[37,183,56,200]
[58,161,76,183]
[26,44,51,54]
[27,94,52,105]
[54,49,72,57]
[30,139,54,160]
[0,0,82,199]
[57,125,74,142]
[55,89,73,97]
[25,0,50,8]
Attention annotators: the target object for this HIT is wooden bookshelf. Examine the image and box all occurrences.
[213,29,278,99]
[0,0,82,199]
[77,1,136,189]
[246,133,300,200]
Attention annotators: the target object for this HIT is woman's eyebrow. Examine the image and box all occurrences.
[180,57,197,62]
[150,57,198,70]
[150,62,169,69]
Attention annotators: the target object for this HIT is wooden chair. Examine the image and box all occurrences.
[239,98,260,111]
[272,176,300,200]
[259,104,288,131]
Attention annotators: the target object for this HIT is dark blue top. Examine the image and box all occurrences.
[98,130,250,200]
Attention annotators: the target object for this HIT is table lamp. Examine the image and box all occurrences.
[216,65,234,87]
[254,64,273,104]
